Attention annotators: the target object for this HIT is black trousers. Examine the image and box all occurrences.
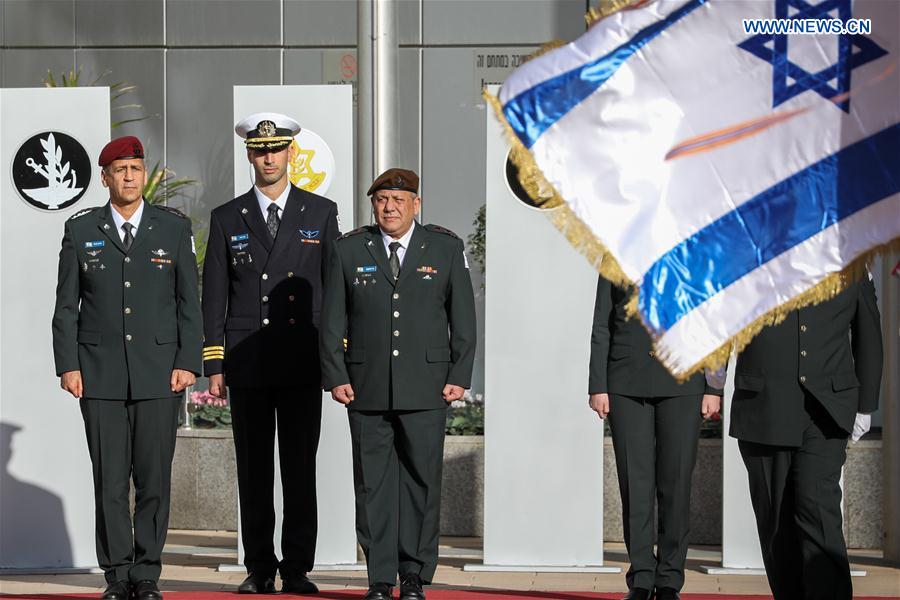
[607,394,702,591]
[80,396,181,584]
[230,386,322,577]
[348,408,447,587]
[739,396,851,600]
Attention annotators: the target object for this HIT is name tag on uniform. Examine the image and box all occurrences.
[357,266,377,273]
[85,240,105,248]
[230,233,249,242]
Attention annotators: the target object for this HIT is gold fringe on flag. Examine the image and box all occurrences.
[586,0,655,27]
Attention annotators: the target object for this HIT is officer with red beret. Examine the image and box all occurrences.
[52,136,202,600]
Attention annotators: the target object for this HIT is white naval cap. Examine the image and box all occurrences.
[234,112,301,150]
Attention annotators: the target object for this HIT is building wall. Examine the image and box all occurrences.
[1,0,590,394]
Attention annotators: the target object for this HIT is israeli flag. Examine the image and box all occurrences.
[495,0,899,376]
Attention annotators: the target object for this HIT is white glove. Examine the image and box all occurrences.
[851,413,871,442]
[705,366,727,390]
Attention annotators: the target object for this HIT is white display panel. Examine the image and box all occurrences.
[473,91,617,572]
[1,87,111,570]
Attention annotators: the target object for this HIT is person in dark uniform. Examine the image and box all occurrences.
[202,113,340,595]
[731,275,882,600]
[320,168,477,600]
[588,275,722,600]
[52,136,202,600]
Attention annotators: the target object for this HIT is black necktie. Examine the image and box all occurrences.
[388,241,401,280]
[266,203,280,239]
[122,222,134,250]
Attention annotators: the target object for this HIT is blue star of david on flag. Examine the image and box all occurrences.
[738,0,888,112]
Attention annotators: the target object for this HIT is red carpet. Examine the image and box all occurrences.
[2,593,898,600]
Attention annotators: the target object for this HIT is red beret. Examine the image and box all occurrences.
[98,136,144,167]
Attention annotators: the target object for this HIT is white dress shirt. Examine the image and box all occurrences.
[254,183,290,223]
[110,200,145,242]
[380,221,416,267]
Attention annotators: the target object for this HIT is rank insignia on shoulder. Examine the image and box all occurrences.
[68,207,99,221]
[424,224,459,238]
[85,240,105,248]
[339,226,368,240]
[156,205,189,219]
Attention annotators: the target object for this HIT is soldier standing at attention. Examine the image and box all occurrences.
[202,113,340,595]
[588,275,723,600]
[319,168,477,600]
[52,136,202,600]
[731,275,882,600]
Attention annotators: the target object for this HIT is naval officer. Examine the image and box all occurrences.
[202,113,340,594]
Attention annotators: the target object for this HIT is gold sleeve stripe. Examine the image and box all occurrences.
[203,355,224,361]
[203,350,225,356]
[203,345,225,351]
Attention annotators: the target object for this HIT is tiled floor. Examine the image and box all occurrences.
[1,531,898,597]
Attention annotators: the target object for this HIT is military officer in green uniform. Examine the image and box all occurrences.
[588,275,723,600]
[730,275,882,600]
[52,136,202,600]
[320,168,477,600]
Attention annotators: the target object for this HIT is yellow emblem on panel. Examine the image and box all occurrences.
[289,140,327,193]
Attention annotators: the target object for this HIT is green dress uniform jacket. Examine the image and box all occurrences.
[52,203,203,397]
[730,276,882,447]
[320,224,477,411]
[588,275,721,397]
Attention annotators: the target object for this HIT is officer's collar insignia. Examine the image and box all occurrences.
[152,248,169,257]
[241,207,249,214]
[103,223,110,229]
[257,120,277,138]
[299,229,320,239]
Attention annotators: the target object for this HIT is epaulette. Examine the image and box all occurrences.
[338,226,369,240]
[154,204,190,219]
[424,224,460,239]
[67,206,101,221]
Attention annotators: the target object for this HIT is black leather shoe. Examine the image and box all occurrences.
[364,583,393,600]
[101,580,130,600]
[237,573,277,594]
[655,587,679,600]
[132,580,162,600]
[281,573,319,594]
[399,573,424,600]
[622,589,653,600]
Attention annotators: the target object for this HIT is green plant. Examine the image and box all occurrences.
[446,392,484,436]
[189,390,232,429]
[467,204,485,285]
[44,68,150,129]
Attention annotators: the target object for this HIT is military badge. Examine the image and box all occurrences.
[299,229,321,245]
[151,248,169,257]
[85,240,105,248]
[257,120,277,138]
